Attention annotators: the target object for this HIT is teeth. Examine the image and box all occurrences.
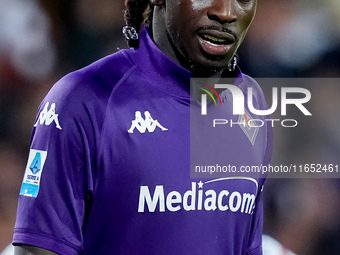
[202,34,226,43]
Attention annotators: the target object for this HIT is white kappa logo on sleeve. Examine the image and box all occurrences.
[128,111,168,134]
[34,102,62,130]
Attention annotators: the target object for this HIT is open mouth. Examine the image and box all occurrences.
[199,34,231,45]
[197,34,234,56]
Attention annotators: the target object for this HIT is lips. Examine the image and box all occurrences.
[197,30,235,56]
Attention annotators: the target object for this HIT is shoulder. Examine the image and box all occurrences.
[34,49,139,132]
[43,49,138,110]
[49,49,136,102]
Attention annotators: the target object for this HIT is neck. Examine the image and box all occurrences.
[189,64,225,78]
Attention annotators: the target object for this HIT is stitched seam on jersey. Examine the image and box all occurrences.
[95,64,138,194]
[123,47,192,100]
[121,50,135,66]
[14,228,81,254]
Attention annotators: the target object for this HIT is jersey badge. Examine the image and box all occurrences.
[128,111,168,134]
[238,109,259,146]
[19,149,47,198]
[34,102,62,130]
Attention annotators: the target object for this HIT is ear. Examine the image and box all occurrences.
[150,0,165,6]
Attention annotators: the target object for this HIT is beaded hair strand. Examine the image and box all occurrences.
[123,0,154,48]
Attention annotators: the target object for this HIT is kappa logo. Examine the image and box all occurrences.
[128,111,168,134]
[34,102,62,130]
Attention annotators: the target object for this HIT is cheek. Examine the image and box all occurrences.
[239,2,257,25]
[190,0,213,11]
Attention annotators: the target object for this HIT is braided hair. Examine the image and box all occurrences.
[123,0,154,48]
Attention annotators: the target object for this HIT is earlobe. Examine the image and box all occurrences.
[150,0,165,6]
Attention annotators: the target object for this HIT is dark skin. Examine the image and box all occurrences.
[15,0,257,254]
[151,0,257,77]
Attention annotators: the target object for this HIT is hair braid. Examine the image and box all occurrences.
[124,0,154,48]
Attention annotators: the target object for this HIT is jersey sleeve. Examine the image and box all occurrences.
[13,74,98,255]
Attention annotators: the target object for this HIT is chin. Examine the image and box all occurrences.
[189,60,226,77]
[196,55,229,70]
[181,49,230,76]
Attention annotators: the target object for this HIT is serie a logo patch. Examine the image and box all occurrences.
[19,149,47,198]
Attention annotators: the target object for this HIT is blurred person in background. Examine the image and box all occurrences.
[41,0,127,70]
[239,0,340,77]
[0,0,56,252]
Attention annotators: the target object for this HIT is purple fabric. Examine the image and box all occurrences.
[13,28,272,255]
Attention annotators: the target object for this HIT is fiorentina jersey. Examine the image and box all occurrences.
[13,28,272,255]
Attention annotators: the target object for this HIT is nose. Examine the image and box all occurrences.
[207,0,237,24]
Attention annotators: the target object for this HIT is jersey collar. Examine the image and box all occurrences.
[131,27,244,99]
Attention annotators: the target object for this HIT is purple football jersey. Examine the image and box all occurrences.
[13,28,272,255]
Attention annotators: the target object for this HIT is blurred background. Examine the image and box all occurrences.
[0,0,339,254]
